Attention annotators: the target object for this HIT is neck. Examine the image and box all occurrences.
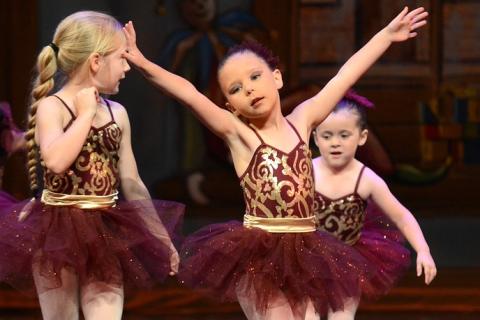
[248,100,284,131]
[321,157,357,175]
[58,69,95,98]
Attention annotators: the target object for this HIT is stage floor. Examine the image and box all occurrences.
[1,268,479,319]
[1,311,479,319]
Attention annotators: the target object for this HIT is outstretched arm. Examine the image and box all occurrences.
[290,7,428,133]
[368,171,437,285]
[122,22,238,141]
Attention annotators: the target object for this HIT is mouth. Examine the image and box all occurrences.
[251,97,264,107]
[330,151,342,157]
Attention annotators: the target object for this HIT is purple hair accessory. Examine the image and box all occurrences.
[344,89,374,108]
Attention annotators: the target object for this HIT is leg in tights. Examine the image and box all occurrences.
[33,265,80,320]
[305,299,320,320]
[236,276,305,320]
[327,298,359,320]
[80,282,124,320]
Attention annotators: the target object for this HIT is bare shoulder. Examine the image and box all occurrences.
[362,165,388,191]
[36,96,67,123]
[104,98,129,125]
[104,98,127,114]
[285,112,310,142]
[37,95,64,113]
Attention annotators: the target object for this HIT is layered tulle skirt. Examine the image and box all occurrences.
[179,210,410,315]
[0,198,184,295]
[353,201,411,298]
[0,190,18,208]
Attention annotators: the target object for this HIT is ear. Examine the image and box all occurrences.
[225,102,238,115]
[89,52,102,74]
[273,69,283,90]
[358,129,368,146]
[310,129,319,147]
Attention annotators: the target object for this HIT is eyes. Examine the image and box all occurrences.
[321,132,352,140]
[228,71,262,95]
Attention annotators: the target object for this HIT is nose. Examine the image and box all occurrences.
[330,136,340,147]
[244,85,254,96]
[124,60,131,72]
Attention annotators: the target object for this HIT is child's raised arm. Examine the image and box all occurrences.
[122,22,239,141]
[290,7,428,133]
[366,169,437,285]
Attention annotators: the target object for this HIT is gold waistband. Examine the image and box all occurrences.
[243,214,316,233]
[41,190,118,209]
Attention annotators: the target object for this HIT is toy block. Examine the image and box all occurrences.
[454,98,469,123]
[418,102,438,125]
[438,124,463,139]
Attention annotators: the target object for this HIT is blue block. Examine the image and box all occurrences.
[464,139,480,164]
[419,102,438,124]
[454,98,469,123]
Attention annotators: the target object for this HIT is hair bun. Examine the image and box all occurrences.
[345,89,374,108]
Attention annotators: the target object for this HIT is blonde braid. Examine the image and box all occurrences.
[26,46,57,192]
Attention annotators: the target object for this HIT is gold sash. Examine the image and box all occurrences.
[41,189,118,209]
[243,214,316,233]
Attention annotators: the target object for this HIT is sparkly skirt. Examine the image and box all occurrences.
[0,190,18,208]
[0,198,184,294]
[178,219,378,316]
[353,201,411,298]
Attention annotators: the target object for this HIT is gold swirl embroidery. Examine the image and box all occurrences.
[240,143,314,219]
[43,124,122,195]
[315,194,366,245]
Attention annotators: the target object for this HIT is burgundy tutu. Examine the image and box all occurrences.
[0,198,184,295]
[354,200,411,298]
[0,190,18,208]
[179,220,386,316]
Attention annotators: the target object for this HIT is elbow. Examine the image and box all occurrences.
[42,157,71,175]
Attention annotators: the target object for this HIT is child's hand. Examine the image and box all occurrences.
[385,7,428,42]
[169,245,180,276]
[416,250,437,285]
[74,87,98,119]
[122,21,147,67]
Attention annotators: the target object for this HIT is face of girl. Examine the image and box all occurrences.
[93,33,131,95]
[218,52,283,120]
[314,108,368,170]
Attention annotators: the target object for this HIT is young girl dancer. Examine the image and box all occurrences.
[312,91,437,319]
[123,6,428,319]
[0,11,183,320]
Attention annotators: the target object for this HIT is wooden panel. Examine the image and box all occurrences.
[298,0,355,64]
[356,0,430,63]
[443,1,480,78]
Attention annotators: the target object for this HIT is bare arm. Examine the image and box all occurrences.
[122,22,238,141]
[116,102,151,200]
[114,102,179,274]
[290,7,428,133]
[36,88,97,174]
[367,170,437,284]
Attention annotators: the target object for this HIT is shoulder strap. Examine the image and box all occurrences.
[248,123,265,144]
[354,165,367,193]
[285,119,303,142]
[52,95,76,119]
[103,98,115,122]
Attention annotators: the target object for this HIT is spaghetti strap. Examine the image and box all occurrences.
[52,95,76,119]
[286,119,303,142]
[248,124,265,144]
[103,98,115,122]
[354,165,367,193]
